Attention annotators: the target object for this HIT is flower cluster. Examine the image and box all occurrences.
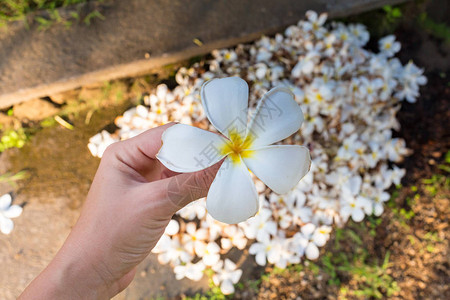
[0,193,23,235]
[87,11,425,294]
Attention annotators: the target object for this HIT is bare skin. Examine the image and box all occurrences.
[19,123,220,299]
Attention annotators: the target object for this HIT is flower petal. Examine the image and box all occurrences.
[243,145,311,194]
[0,216,14,235]
[0,193,12,210]
[3,205,22,219]
[247,87,304,148]
[351,208,365,222]
[157,124,228,172]
[220,279,235,295]
[305,243,319,260]
[201,77,249,138]
[206,157,259,224]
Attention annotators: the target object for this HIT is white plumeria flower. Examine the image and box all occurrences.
[302,10,327,38]
[154,236,193,265]
[248,236,277,266]
[311,225,332,247]
[340,181,371,223]
[212,259,243,295]
[157,77,311,224]
[199,242,221,266]
[220,225,247,250]
[372,190,390,216]
[182,222,209,256]
[0,193,22,235]
[268,193,295,209]
[379,35,401,57]
[289,224,316,260]
[174,261,205,281]
[177,199,207,220]
[295,223,329,260]
[277,207,293,229]
[87,130,118,158]
[242,208,277,243]
[348,23,369,46]
[165,219,180,235]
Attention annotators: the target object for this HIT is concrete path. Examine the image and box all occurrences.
[0,0,407,109]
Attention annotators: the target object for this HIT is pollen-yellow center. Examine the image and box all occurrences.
[220,129,254,164]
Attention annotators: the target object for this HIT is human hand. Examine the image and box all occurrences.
[19,123,220,299]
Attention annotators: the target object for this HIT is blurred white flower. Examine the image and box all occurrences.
[165,219,180,235]
[221,225,247,250]
[0,193,22,235]
[87,130,118,158]
[212,259,242,295]
[154,236,193,265]
[182,222,209,256]
[242,208,277,243]
[199,242,221,266]
[174,261,205,281]
[379,35,401,57]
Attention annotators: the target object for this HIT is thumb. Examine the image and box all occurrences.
[140,161,222,216]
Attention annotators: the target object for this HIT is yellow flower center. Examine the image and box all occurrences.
[316,93,323,102]
[385,43,392,49]
[313,22,319,31]
[220,129,254,164]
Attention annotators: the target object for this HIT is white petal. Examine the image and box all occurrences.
[201,77,249,138]
[312,233,327,247]
[220,279,235,295]
[0,216,14,235]
[351,208,365,222]
[203,253,220,266]
[174,265,186,280]
[221,238,232,250]
[157,124,227,172]
[255,252,267,266]
[230,269,243,283]
[0,194,12,210]
[224,258,237,271]
[3,205,22,219]
[243,145,311,194]
[164,219,179,235]
[247,87,304,148]
[374,203,384,216]
[305,243,319,260]
[301,223,316,237]
[206,157,259,224]
[248,242,263,255]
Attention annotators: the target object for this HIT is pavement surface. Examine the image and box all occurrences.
[0,0,407,109]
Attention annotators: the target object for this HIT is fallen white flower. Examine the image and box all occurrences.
[0,193,22,235]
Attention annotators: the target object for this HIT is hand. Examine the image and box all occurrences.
[19,123,220,299]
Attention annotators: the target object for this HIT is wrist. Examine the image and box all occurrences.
[20,235,114,300]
